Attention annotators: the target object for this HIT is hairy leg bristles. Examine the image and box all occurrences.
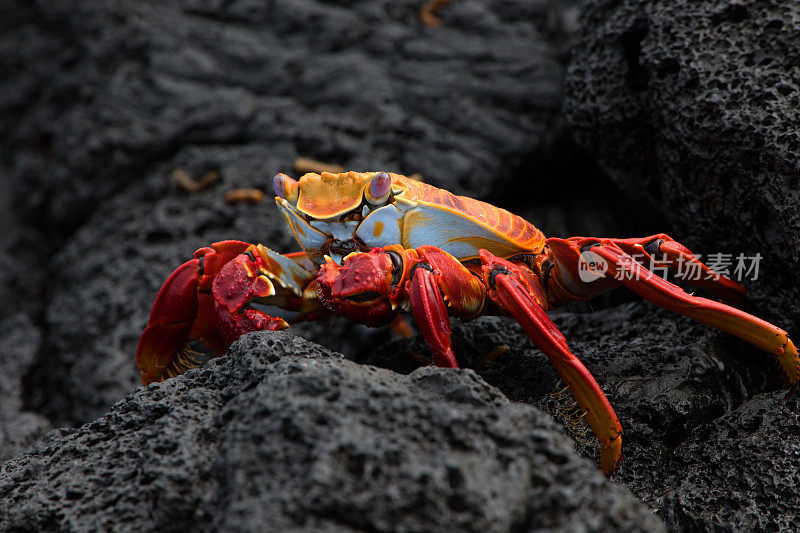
[547,380,594,445]
[164,346,203,379]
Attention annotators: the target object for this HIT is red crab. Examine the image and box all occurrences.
[136,171,799,474]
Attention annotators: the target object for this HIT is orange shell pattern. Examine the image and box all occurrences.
[393,176,546,255]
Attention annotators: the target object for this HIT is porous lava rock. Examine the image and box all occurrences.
[0,332,664,532]
[0,315,50,462]
[565,0,800,332]
[564,2,800,526]
[365,302,800,530]
[657,390,800,531]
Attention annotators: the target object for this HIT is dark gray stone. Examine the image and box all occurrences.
[0,332,663,532]
[658,390,800,531]
[564,0,800,333]
[564,2,800,526]
[0,315,50,462]
[2,0,572,236]
[361,300,800,530]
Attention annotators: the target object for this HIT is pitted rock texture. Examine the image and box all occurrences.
[0,332,664,532]
[565,0,800,333]
[365,301,800,530]
[658,390,800,531]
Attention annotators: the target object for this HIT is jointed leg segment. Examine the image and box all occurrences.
[548,236,799,384]
[477,250,623,474]
[590,242,799,383]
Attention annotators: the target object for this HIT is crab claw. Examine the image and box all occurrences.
[317,249,399,327]
[136,240,251,385]
[210,250,290,346]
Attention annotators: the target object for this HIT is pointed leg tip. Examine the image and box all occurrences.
[599,434,623,477]
[780,338,800,384]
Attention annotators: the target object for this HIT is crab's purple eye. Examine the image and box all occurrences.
[273,173,287,198]
[369,172,392,202]
[273,173,298,201]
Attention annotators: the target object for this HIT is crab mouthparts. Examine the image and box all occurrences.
[344,291,383,304]
[324,238,369,264]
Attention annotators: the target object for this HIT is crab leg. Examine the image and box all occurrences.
[606,235,745,303]
[319,245,624,474]
[552,238,799,383]
[550,235,745,303]
[406,246,486,368]
[407,263,459,368]
[136,241,323,385]
[477,250,623,474]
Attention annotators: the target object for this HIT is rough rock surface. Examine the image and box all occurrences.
[0,315,50,461]
[563,2,800,525]
[658,390,800,531]
[365,302,800,530]
[0,332,664,532]
[564,3,800,523]
[565,0,800,332]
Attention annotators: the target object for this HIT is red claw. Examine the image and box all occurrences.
[136,258,202,385]
[136,240,252,385]
[317,250,398,327]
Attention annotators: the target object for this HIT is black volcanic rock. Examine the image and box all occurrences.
[0,332,664,532]
[0,315,50,462]
[565,0,800,332]
[1,0,572,237]
[564,4,800,523]
[658,390,800,531]
[362,301,800,530]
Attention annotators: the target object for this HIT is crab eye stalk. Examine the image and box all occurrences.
[273,173,299,202]
[366,172,392,204]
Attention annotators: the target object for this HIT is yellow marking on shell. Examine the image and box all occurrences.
[257,275,277,296]
[296,171,374,219]
[243,262,255,278]
[373,221,385,237]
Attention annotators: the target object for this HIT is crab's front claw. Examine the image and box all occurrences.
[317,248,400,327]
[136,240,251,385]
[137,241,321,385]
[210,249,291,346]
